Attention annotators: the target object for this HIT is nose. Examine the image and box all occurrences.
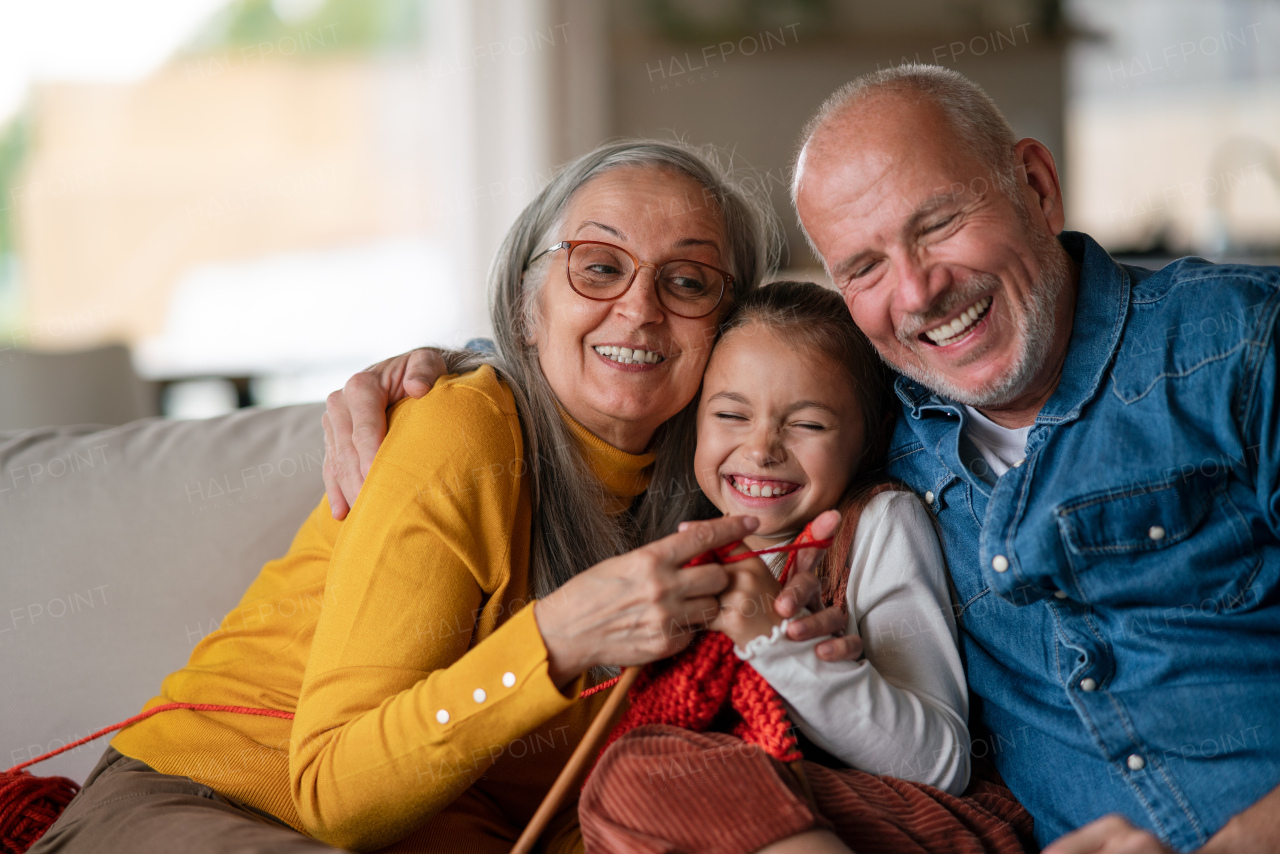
[892,250,951,317]
[612,264,666,325]
[742,423,785,467]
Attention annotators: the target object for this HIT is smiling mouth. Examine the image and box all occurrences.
[726,474,801,499]
[921,295,993,347]
[593,345,664,365]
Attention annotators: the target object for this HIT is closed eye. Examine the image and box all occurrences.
[714,411,749,421]
[850,259,880,280]
[922,213,957,235]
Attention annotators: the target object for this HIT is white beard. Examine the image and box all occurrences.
[888,226,1072,408]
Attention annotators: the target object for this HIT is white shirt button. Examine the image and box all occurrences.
[1127,754,1145,771]
[502,671,516,688]
[1053,590,1068,599]
[924,490,935,504]
[1080,677,1097,692]
[435,709,450,724]
[1013,458,1026,468]
[1148,526,1166,541]
[473,688,487,703]
[992,555,1009,573]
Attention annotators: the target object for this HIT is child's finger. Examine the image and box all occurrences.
[776,571,821,618]
[792,509,841,577]
[777,509,841,616]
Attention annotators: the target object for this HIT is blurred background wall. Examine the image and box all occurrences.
[0,0,1277,426]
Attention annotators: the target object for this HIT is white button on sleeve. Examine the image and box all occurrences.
[1054,590,1068,599]
[502,671,516,688]
[992,555,1009,573]
[473,688,487,703]
[1080,677,1097,692]
[924,490,935,504]
[436,709,450,724]
[1148,526,1166,541]
[1127,754,1145,771]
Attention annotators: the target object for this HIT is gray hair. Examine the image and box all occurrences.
[791,64,1021,255]
[454,140,781,673]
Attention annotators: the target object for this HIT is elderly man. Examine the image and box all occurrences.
[322,66,1279,853]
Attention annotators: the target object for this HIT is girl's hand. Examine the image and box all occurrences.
[533,516,758,688]
[772,510,866,662]
[706,551,785,648]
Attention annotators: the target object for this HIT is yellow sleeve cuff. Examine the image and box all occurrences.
[425,604,579,743]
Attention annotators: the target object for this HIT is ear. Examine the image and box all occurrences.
[1013,138,1065,235]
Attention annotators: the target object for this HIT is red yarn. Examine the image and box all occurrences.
[0,703,294,854]
[3,531,830,852]
[0,772,78,854]
[592,523,831,774]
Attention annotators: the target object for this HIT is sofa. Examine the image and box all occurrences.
[1,403,327,783]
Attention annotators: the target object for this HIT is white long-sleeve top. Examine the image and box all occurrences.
[736,490,970,795]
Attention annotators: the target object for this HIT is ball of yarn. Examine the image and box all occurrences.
[0,770,79,854]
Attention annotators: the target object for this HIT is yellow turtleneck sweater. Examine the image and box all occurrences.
[110,366,655,853]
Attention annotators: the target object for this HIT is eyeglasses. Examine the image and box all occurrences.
[527,240,734,319]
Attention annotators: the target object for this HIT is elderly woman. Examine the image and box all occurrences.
[29,140,852,854]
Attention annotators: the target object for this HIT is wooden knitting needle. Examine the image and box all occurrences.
[511,665,642,854]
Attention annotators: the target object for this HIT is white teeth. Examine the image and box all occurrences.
[594,345,663,365]
[730,476,796,498]
[924,296,992,344]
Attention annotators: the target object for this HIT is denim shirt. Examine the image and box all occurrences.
[885,232,1280,851]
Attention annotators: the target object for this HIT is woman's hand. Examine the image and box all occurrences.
[705,551,785,648]
[533,515,759,688]
[322,349,447,519]
[771,510,865,662]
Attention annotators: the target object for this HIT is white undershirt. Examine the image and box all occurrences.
[735,491,971,795]
[962,405,1030,478]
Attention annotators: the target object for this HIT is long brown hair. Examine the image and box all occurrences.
[714,280,901,608]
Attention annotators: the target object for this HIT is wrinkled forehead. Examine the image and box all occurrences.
[797,101,988,247]
[564,165,729,249]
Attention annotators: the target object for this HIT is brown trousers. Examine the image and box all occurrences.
[28,747,585,854]
[578,725,1036,854]
[27,747,340,854]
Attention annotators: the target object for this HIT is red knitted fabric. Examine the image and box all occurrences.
[597,521,829,769]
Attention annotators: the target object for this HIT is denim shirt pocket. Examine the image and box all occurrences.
[1054,470,1261,614]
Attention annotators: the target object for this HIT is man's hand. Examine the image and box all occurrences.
[771,509,864,662]
[1044,816,1173,854]
[1047,782,1280,854]
[322,349,447,519]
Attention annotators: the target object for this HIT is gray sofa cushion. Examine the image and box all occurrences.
[1,403,326,782]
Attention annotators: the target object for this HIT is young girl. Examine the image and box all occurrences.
[580,282,1031,853]
[695,279,968,791]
